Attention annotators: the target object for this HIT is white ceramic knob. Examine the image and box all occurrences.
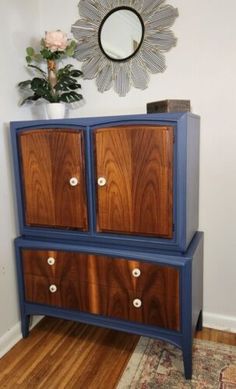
[132,268,141,278]
[47,257,55,266]
[97,177,107,186]
[69,177,79,186]
[133,298,142,308]
[49,284,57,293]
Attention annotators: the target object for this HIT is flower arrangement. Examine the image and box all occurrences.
[18,30,83,105]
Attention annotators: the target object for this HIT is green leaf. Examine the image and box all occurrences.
[65,40,76,54]
[26,47,35,56]
[31,77,46,90]
[68,83,81,90]
[18,80,32,88]
[40,48,49,57]
[57,65,73,79]
[55,81,71,92]
[62,64,73,71]
[27,64,47,76]
[41,38,45,47]
[34,53,43,62]
[40,48,52,60]
[55,82,81,92]
[65,47,74,57]
[28,77,54,102]
[55,74,81,91]
[26,56,32,63]
[60,91,83,103]
[20,95,41,106]
[70,40,77,49]
[40,47,63,61]
[70,69,83,77]
[59,66,82,78]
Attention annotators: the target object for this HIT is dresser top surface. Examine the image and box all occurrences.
[10,111,200,128]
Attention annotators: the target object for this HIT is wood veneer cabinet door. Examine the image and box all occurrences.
[94,125,174,237]
[19,129,88,230]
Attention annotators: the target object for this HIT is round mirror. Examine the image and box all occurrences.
[99,7,144,61]
[72,0,178,96]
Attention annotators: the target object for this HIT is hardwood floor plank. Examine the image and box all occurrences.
[195,326,236,345]
[0,318,138,389]
[0,317,235,388]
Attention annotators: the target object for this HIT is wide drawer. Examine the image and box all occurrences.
[23,274,180,330]
[22,249,179,293]
[22,249,180,330]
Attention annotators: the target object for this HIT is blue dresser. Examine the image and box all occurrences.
[11,112,203,379]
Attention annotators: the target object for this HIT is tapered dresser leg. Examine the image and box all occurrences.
[21,315,30,338]
[182,339,193,379]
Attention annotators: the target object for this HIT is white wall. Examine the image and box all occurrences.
[38,0,236,330]
[1,0,236,355]
[0,0,40,353]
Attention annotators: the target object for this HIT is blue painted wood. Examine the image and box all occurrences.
[24,303,183,349]
[185,115,200,245]
[10,112,198,129]
[191,231,204,335]
[84,127,94,234]
[181,232,203,379]
[14,240,30,338]
[14,234,197,268]
[10,112,200,252]
[181,258,193,379]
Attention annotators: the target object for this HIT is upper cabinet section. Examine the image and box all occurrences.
[11,112,200,251]
[94,125,174,237]
[18,129,88,231]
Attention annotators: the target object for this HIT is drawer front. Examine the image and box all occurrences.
[24,275,180,330]
[22,250,180,330]
[22,250,178,293]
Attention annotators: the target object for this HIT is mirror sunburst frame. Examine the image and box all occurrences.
[71,0,178,97]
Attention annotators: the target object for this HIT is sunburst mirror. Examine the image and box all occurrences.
[71,0,178,96]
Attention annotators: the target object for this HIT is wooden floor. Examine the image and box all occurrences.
[0,317,235,389]
[195,325,236,345]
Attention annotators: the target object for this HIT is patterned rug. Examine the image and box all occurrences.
[117,337,236,388]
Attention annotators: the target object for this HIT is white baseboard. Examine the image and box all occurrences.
[203,311,236,333]
[0,316,43,359]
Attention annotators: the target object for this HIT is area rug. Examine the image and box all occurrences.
[117,337,236,388]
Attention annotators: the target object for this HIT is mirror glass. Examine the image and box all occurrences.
[99,9,143,60]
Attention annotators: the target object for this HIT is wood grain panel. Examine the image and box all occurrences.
[22,249,179,293]
[22,250,180,331]
[23,276,179,330]
[94,125,174,237]
[19,129,88,230]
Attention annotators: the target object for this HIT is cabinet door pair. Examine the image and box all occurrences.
[19,125,174,238]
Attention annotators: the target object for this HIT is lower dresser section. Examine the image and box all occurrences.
[15,232,204,380]
[22,250,180,331]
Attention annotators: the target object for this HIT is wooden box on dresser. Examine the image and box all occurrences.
[11,112,203,379]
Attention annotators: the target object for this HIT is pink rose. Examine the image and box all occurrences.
[44,30,68,52]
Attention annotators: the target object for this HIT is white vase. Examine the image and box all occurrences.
[45,102,66,119]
